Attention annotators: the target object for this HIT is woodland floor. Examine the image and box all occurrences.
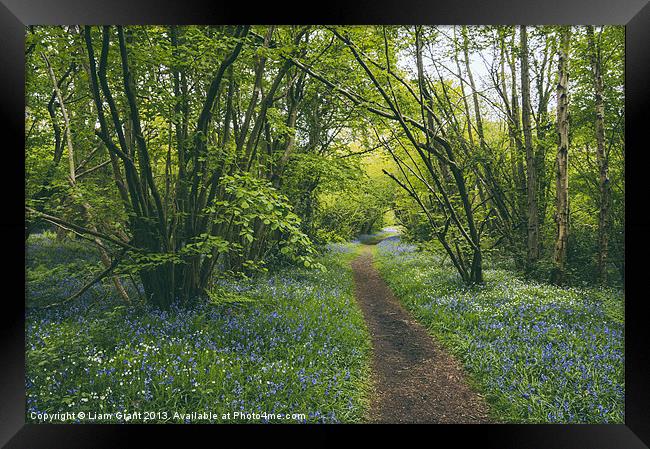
[351,243,490,423]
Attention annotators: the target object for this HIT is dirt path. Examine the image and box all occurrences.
[352,245,490,423]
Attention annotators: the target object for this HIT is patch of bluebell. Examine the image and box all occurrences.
[375,236,624,423]
[26,236,371,423]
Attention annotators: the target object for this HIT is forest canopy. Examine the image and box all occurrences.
[25,25,624,308]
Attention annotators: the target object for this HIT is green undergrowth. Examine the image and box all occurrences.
[26,236,371,423]
[373,238,624,423]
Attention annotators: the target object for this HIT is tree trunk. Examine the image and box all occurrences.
[453,26,475,147]
[534,33,553,231]
[519,26,540,266]
[42,50,131,303]
[587,25,610,284]
[414,27,483,284]
[506,29,527,245]
[459,26,511,239]
[551,26,571,284]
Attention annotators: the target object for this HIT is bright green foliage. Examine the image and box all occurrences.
[25,24,625,424]
[309,154,396,243]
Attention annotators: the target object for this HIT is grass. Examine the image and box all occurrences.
[26,235,371,423]
[373,236,624,423]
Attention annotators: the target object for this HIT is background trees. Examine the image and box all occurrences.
[26,25,625,308]
[319,25,623,286]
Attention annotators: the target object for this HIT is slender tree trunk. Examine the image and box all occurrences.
[519,25,540,266]
[552,26,571,284]
[461,26,485,149]
[413,28,482,283]
[507,30,527,243]
[457,26,488,212]
[42,51,131,303]
[587,25,610,284]
[534,34,553,230]
[459,26,511,237]
[497,30,523,239]
[453,27,475,147]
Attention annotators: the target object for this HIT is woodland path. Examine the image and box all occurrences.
[351,243,490,423]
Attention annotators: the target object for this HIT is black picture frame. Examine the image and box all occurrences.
[3,0,649,446]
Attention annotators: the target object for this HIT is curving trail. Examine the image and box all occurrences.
[351,244,490,423]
